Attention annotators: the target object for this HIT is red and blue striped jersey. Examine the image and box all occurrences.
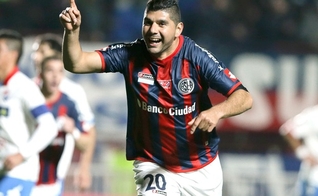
[97,35,246,172]
[37,92,83,184]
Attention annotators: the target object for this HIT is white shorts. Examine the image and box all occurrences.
[30,180,63,196]
[133,155,223,196]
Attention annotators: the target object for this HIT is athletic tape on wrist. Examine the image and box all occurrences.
[295,145,310,160]
[72,128,81,140]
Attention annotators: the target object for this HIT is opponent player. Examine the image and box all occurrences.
[0,29,57,195]
[279,106,318,196]
[59,0,253,195]
[31,56,90,196]
[31,33,96,192]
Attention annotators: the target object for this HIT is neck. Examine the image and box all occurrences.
[0,64,16,82]
[42,88,60,103]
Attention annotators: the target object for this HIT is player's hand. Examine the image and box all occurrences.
[188,109,220,134]
[74,168,92,192]
[4,153,24,171]
[59,0,81,31]
[304,154,318,166]
[62,115,76,133]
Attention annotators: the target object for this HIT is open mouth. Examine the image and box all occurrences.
[148,38,161,46]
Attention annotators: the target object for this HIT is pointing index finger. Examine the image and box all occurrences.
[69,0,77,9]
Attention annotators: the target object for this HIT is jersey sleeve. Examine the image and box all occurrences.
[59,78,95,131]
[67,99,84,133]
[96,42,132,73]
[194,45,244,96]
[19,81,58,159]
[22,81,50,118]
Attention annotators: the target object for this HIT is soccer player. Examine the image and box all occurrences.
[59,0,253,195]
[31,56,90,196]
[31,33,96,192]
[279,106,318,196]
[0,29,58,195]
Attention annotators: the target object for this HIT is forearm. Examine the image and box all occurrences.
[213,89,253,119]
[78,127,96,170]
[62,29,83,73]
[62,29,102,73]
[73,129,91,151]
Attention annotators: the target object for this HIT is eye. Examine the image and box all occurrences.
[158,20,167,27]
[143,19,152,26]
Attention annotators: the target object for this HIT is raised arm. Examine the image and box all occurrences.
[59,0,102,73]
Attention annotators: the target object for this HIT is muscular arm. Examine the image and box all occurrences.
[60,0,102,73]
[62,30,101,73]
[189,89,253,133]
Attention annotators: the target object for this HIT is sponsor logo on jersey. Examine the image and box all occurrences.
[102,43,126,51]
[151,189,167,195]
[2,89,9,101]
[0,107,9,117]
[138,72,154,85]
[195,43,219,63]
[158,80,171,89]
[137,99,196,116]
[110,44,125,50]
[178,78,194,94]
[224,68,237,81]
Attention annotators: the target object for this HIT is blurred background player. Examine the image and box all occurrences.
[279,105,318,196]
[31,55,91,196]
[31,33,96,191]
[0,29,57,195]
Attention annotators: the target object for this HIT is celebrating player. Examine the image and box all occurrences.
[0,29,58,196]
[59,0,253,195]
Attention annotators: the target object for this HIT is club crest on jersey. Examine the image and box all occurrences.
[138,72,154,85]
[178,78,194,94]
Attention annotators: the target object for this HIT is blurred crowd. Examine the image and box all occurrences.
[1,0,318,55]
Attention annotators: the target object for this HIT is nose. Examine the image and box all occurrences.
[149,23,159,34]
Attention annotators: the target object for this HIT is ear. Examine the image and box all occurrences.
[175,22,184,37]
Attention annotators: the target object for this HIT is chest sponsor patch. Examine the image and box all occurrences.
[138,72,154,85]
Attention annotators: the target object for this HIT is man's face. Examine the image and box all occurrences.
[32,43,57,72]
[142,10,183,59]
[0,39,16,81]
[40,59,64,95]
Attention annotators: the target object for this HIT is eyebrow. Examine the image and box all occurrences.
[144,17,169,24]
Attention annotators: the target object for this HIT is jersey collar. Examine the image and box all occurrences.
[155,35,184,66]
[3,66,19,85]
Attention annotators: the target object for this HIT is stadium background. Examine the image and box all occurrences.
[2,0,318,195]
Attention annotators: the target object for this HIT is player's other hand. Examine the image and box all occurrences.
[74,168,92,192]
[59,0,81,31]
[4,153,24,171]
[188,108,221,134]
[61,115,76,133]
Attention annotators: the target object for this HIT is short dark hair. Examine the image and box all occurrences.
[34,33,62,53]
[146,0,181,24]
[0,29,23,63]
